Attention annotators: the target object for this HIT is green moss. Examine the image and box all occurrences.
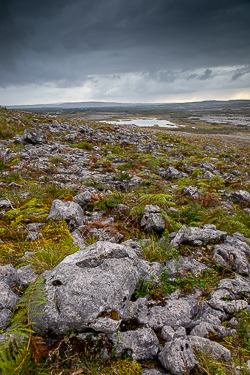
[101,359,142,375]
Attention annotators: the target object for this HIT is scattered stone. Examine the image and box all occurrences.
[164,256,210,279]
[74,191,92,209]
[158,338,197,375]
[0,199,12,209]
[166,166,188,180]
[22,128,46,144]
[213,243,250,275]
[171,225,227,248]
[188,336,231,361]
[183,186,200,199]
[47,199,84,228]
[229,190,250,207]
[109,327,159,362]
[140,205,166,233]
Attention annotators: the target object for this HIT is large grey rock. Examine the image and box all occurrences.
[164,256,210,280]
[171,225,227,248]
[32,241,139,335]
[213,243,250,276]
[74,191,92,209]
[158,338,197,375]
[0,281,19,310]
[109,327,159,362]
[188,336,231,361]
[140,205,165,233]
[47,199,84,228]
[22,128,46,144]
[229,190,250,207]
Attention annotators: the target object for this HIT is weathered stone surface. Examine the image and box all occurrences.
[140,205,165,233]
[190,321,231,339]
[123,297,148,323]
[224,235,250,254]
[166,166,188,180]
[209,287,248,314]
[0,199,12,209]
[188,336,231,361]
[158,338,197,375]
[165,256,210,279]
[16,266,38,288]
[161,325,175,341]
[89,317,121,333]
[147,297,198,330]
[203,170,214,179]
[32,241,139,335]
[217,273,250,295]
[122,240,143,255]
[47,199,84,228]
[201,162,216,171]
[109,328,159,362]
[229,190,250,207]
[87,226,124,243]
[0,281,19,310]
[137,259,163,281]
[0,264,18,287]
[0,309,12,330]
[71,229,86,250]
[74,191,92,209]
[213,243,250,275]
[183,186,200,199]
[171,225,227,248]
[142,369,165,375]
[22,128,46,144]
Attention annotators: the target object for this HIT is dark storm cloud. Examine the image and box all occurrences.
[0,0,250,89]
[199,69,213,81]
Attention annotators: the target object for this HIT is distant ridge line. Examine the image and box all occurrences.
[6,99,250,110]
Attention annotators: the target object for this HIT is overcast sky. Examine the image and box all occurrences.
[1,0,250,105]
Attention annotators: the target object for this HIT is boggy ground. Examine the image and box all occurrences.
[1,106,250,374]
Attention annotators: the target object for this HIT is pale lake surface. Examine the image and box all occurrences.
[100,118,178,128]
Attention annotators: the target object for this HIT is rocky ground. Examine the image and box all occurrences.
[1,106,250,374]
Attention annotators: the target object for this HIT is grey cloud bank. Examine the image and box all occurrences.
[1,0,250,105]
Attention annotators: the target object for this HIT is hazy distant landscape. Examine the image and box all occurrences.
[11,99,250,136]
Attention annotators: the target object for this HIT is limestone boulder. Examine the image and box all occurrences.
[32,241,140,335]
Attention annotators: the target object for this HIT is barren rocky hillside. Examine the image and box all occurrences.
[1,106,250,374]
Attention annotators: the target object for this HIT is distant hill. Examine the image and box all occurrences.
[6,99,250,110]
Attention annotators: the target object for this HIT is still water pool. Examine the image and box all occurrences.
[100,118,178,127]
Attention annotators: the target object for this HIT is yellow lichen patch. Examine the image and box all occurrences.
[25,219,79,273]
[100,359,142,375]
